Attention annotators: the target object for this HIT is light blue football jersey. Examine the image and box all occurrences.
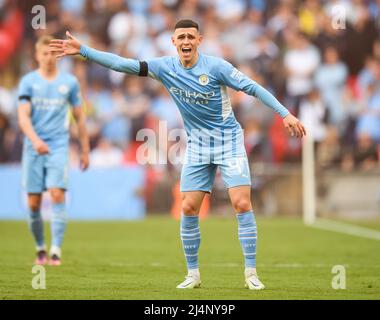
[145,53,285,162]
[18,70,82,153]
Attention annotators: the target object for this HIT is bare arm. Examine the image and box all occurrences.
[18,102,49,154]
[72,106,90,171]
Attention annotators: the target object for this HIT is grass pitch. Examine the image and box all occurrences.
[0,216,379,300]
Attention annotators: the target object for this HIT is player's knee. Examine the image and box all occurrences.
[232,198,252,213]
[28,198,41,212]
[51,194,65,203]
[51,192,65,203]
[50,189,65,203]
[182,202,199,215]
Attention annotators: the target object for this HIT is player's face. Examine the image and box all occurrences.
[36,44,57,71]
[172,28,202,67]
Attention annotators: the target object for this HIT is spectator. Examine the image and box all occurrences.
[314,46,348,132]
[316,126,342,170]
[299,88,327,143]
[342,5,378,77]
[341,133,380,172]
[266,2,297,41]
[298,0,323,38]
[122,77,151,140]
[247,34,279,83]
[89,138,124,168]
[284,31,320,115]
[0,111,9,162]
[355,82,380,143]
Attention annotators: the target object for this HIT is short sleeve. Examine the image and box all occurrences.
[18,76,32,105]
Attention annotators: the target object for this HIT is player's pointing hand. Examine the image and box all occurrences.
[283,114,306,138]
[49,31,81,58]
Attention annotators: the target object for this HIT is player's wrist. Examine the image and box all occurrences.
[31,137,43,147]
[79,45,88,57]
[281,111,291,119]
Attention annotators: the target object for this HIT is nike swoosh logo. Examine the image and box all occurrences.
[249,280,260,287]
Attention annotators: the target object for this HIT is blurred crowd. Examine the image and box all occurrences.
[0,0,380,176]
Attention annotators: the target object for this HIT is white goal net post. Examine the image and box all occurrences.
[302,133,316,225]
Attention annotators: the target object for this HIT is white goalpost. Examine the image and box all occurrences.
[302,134,316,225]
[301,133,380,240]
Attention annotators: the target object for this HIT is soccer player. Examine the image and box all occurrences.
[50,20,306,288]
[18,35,90,266]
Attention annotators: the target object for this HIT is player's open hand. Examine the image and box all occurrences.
[33,139,50,155]
[80,152,89,171]
[49,31,81,58]
[283,114,306,138]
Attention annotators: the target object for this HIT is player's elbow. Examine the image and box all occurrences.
[72,108,85,122]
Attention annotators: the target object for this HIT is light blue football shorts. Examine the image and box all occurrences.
[180,155,252,193]
[21,146,69,193]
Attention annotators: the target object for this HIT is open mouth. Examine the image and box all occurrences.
[181,47,192,55]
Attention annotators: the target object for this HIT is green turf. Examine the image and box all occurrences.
[0,216,379,300]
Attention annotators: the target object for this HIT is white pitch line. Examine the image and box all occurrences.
[108,262,352,269]
[310,218,380,241]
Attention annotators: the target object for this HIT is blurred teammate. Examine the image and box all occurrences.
[18,35,90,266]
[50,20,305,288]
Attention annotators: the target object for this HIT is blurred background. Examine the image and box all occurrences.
[0,0,379,221]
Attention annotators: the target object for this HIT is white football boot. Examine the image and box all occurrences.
[245,269,265,290]
[176,270,201,289]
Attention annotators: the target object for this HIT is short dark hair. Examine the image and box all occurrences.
[174,19,199,31]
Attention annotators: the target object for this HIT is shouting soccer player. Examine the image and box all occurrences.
[50,20,306,288]
[18,35,90,266]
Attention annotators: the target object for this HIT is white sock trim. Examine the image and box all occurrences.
[245,267,257,277]
[50,246,61,258]
[36,245,47,252]
[188,269,200,277]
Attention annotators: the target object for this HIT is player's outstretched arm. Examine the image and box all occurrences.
[217,60,306,138]
[254,85,306,138]
[50,31,140,75]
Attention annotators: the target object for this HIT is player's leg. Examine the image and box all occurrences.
[27,193,48,265]
[176,163,216,289]
[22,150,47,264]
[220,157,265,290]
[46,149,69,266]
[228,186,264,289]
[176,191,205,288]
[48,188,66,265]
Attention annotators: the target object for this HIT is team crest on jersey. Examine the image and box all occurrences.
[198,74,209,86]
[58,85,69,95]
